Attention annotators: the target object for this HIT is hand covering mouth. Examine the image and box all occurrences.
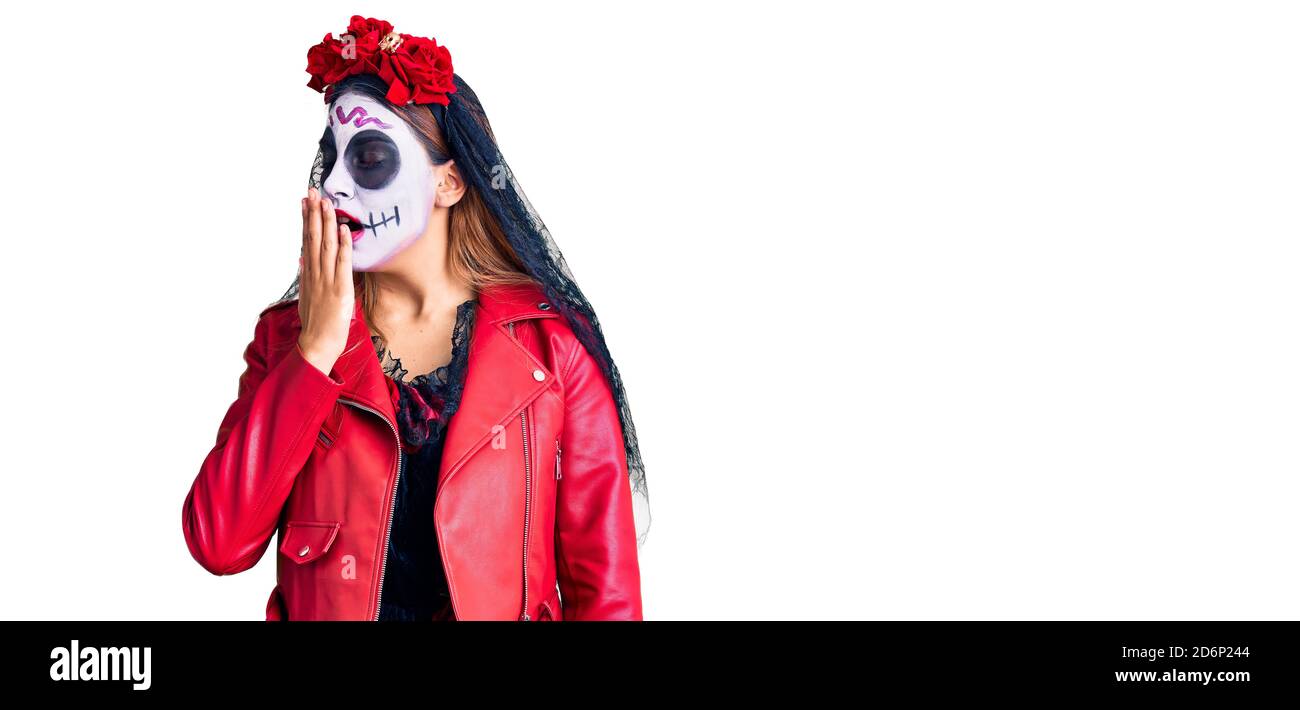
[334,208,365,239]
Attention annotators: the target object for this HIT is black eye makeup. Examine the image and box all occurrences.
[344,129,402,190]
[318,128,338,184]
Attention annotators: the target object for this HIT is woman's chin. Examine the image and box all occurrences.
[350,252,382,272]
[352,246,402,272]
[356,234,426,272]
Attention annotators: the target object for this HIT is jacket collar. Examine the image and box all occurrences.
[315,283,561,488]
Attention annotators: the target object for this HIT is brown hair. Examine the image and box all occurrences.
[334,75,536,345]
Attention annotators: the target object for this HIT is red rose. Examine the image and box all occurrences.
[378,36,457,106]
[343,15,391,60]
[346,15,394,41]
[306,16,456,107]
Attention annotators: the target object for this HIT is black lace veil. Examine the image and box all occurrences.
[276,73,651,546]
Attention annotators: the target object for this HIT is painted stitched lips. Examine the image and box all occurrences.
[335,206,401,242]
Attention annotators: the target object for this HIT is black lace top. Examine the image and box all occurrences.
[373,297,477,621]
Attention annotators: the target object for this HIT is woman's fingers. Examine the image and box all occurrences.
[336,222,352,287]
[301,188,352,336]
[296,188,353,362]
[300,195,314,286]
[305,188,322,286]
[319,195,338,287]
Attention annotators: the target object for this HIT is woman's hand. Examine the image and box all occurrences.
[296,186,354,376]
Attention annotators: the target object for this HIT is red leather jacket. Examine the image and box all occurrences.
[181,283,643,621]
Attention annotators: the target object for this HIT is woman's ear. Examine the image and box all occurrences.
[433,160,468,208]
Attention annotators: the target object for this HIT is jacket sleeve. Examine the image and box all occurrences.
[554,336,644,620]
[182,311,346,575]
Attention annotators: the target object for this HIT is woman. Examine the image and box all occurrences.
[181,15,650,621]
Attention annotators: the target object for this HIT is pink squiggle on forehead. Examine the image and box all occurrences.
[334,105,393,129]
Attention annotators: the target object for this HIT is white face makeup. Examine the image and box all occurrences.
[319,93,438,270]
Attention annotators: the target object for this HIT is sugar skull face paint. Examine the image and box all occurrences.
[319,93,438,270]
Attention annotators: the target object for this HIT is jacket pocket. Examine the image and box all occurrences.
[278,520,341,565]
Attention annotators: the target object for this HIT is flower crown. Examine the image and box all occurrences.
[305,15,457,106]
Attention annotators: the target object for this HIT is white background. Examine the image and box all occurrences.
[1,1,1296,620]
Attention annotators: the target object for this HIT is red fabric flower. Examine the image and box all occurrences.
[306,15,457,107]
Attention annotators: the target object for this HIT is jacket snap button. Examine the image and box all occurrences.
[533,369,545,381]
[298,545,310,557]
[538,302,551,310]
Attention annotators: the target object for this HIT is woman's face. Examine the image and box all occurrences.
[319,92,438,270]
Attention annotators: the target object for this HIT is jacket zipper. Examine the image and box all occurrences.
[508,321,535,621]
[337,396,401,621]
[519,407,533,620]
[555,438,562,480]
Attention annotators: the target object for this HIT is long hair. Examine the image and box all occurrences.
[274,72,652,545]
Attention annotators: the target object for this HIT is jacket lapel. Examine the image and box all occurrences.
[438,285,560,490]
